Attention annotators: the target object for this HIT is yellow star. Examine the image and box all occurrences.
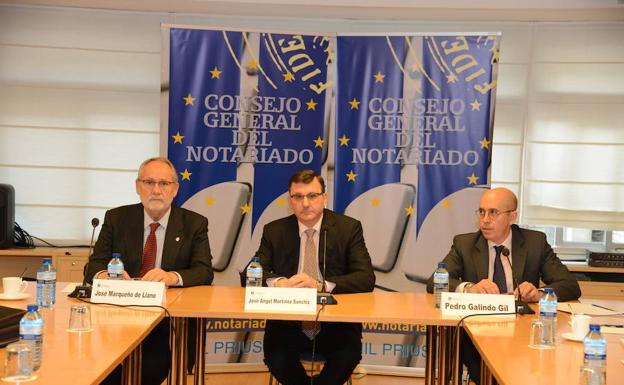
[467,173,479,185]
[338,134,350,147]
[346,170,357,182]
[313,136,324,148]
[205,196,216,206]
[240,203,251,215]
[405,206,415,216]
[371,198,381,207]
[210,66,222,79]
[276,198,287,207]
[373,71,385,83]
[470,99,482,111]
[306,99,318,110]
[180,169,192,181]
[446,73,458,83]
[441,199,452,209]
[247,59,258,69]
[283,72,295,82]
[172,132,184,144]
[183,94,195,106]
[479,137,491,149]
[349,98,360,110]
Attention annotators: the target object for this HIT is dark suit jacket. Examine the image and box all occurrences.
[254,209,375,294]
[86,203,213,286]
[426,224,581,302]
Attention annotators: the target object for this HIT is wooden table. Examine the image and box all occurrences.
[166,286,463,385]
[465,300,624,385]
[0,247,90,282]
[0,282,166,385]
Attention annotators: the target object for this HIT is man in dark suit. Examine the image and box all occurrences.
[426,187,580,384]
[86,157,213,385]
[254,170,375,385]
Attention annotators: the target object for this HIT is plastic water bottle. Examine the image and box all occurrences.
[581,324,607,385]
[433,262,449,308]
[36,257,56,308]
[107,253,124,280]
[538,287,557,346]
[19,304,43,371]
[246,256,263,287]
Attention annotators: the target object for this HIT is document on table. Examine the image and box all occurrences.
[557,303,618,316]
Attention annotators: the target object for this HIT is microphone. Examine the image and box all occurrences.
[502,247,534,315]
[316,229,337,305]
[68,217,99,298]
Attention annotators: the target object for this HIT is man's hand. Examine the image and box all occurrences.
[466,279,502,294]
[142,268,179,286]
[515,281,541,303]
[275,273,317,289]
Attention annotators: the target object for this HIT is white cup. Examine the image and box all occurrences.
[570,313,592,339]
[2,277,28,296]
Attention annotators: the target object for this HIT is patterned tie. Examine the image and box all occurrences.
[493,245,507,294]
[302,228,319,339]
[140,222,159,277]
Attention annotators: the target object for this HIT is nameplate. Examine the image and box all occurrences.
[91,279,166,306]
[244,287,316,314]
[441,292,515,318]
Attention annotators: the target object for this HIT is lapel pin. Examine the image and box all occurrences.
[175,236,180,242]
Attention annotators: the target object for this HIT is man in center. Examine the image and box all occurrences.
[254,169,375,385]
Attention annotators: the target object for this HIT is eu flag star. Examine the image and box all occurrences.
[313,136,324,148]
[210,67,222,79]
[183,94,195,106]
[338,135,350,147]
[283,72,295,82]
[404,206,415,216]
[306,99,318,110]
[180,169,192,181]
[240,203,251,214]
[466,173,479,185]
[479,137,491,149]
[470,100,482,111]
[172,132,184,144]
[205,196,216,206]
[371,198,381,207]
[349,98,360,110]
[346,170,357,182]
[373,71,385,83]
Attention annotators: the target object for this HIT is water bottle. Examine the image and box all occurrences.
[581,324,607,385]
[246,256,263,287]
[36,257,56,308]
[433,262,449,308]
[19,304,43,371]
[538,287,557,346]
[107,253,124,280]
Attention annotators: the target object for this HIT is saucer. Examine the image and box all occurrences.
[561,332,584,342]
[0,292,29,300]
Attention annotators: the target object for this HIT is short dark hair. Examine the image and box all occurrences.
[288,170,325,193]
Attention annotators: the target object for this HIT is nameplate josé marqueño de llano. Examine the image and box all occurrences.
[441,292,515,318]
[91,279,165,306]
[244,287,316,314]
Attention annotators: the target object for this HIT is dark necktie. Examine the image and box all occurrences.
[140,222,159,277]
[302,228,319,339]
[493,245,507,294]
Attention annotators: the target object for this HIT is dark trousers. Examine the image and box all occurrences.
[263,320,362,385]
[100,318,171,385]
[461,329,481,385]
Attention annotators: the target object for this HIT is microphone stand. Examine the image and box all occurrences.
[502,247,534,315]
[68,218,99,298]
[317,229,337,305]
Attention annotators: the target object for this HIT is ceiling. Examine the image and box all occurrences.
[1,0,623,21]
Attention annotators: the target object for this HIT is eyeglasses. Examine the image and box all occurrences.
[475,208,515,219]
[139,179,177,189]
[290,192,324,202]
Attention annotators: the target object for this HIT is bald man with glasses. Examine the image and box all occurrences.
[427,187,580,384]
